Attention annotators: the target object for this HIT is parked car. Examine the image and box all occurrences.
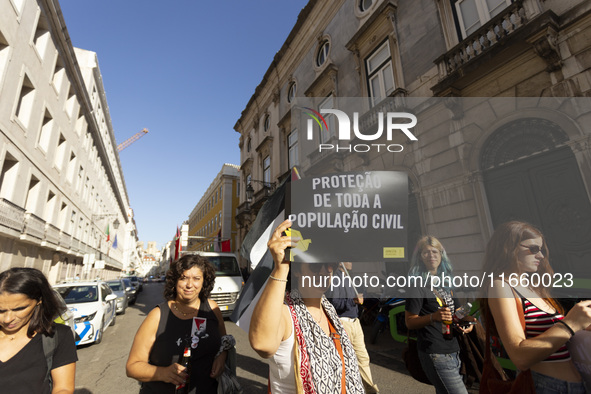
[106,279,129,314]
[52,289,76,338]
[53,281,117,346]
[128,276,143,292]
[121,277,137,305]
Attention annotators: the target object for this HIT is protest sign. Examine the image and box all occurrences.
[288,170,408,263]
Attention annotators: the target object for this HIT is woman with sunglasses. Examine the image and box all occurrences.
[405,236,473,394]
[481,221,591,393]
[0,267,78,393]
[249,220,365,393]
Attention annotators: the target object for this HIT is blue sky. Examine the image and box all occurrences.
[59,1,309,249]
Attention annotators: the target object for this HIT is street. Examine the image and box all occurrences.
[74,282,435,393]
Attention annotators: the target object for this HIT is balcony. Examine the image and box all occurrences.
[0,198,25,233]
[59,231,72,250]
[43,223,60,246]
[21,212,45,241]
[432,0,559,95]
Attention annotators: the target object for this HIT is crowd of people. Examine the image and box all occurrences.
[1,218,589,393]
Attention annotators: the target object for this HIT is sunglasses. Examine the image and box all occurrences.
[520,244,543,255]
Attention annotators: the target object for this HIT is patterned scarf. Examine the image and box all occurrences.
[285,290,365,394]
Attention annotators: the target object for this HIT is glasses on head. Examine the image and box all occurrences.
[520,244,543,255]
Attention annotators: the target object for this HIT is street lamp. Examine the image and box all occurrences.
[245,179,275,202]
[92,214,120,230]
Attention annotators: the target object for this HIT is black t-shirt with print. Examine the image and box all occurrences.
[405,286,460,354]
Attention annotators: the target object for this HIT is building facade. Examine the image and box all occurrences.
[186,163,240,255]
[0,0,139,283]
[234,0,591,286]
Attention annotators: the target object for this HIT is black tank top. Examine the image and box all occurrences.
[139,299,221,394]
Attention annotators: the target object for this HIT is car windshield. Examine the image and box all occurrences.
[107,282,123,291]
[55,285,99,303]
[209,256,241,276]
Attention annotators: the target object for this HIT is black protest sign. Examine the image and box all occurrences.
[287,171,408,263]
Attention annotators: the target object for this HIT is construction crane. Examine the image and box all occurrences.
[117,128,149,152]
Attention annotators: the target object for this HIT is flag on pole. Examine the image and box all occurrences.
[230,168,299,332]
[105,224,110,242]
[174,226,181,261]
[112,234,118,249]
[221,239,231,252]
[214,229,222,252]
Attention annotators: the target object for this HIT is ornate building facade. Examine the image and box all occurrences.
[235,0,591,287]
[0,0,139,282]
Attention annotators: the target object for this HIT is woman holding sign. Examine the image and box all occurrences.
[250,219,365,393]
[126,254,232,393]
[405,236,474,394]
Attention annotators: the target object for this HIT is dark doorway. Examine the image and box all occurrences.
[483,122,591,297]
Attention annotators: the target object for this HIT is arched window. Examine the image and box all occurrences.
[316,40,330,67]
[288,82,297,103]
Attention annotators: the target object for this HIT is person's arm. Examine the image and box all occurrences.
[405,307,450,330]
[126,306,186,386]
[488,282,591,371]
[249,219,296,358]
[51,363,75,394]
[209,299,227,378]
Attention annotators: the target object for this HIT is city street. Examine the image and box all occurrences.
[74,281,436,393]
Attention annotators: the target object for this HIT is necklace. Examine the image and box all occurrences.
[311,310,324,325]
[173,301,197,317]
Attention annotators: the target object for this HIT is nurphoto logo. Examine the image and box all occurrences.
[302,107,418,153]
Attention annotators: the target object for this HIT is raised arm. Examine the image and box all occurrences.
[249,219,296,358]
[126,306,186,386]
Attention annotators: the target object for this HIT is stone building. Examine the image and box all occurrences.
[234,0,591,289]
[186,163,240,255]
[0,0,138,282]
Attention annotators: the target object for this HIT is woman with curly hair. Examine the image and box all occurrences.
[0,267,78,393]
[126,254,229,393]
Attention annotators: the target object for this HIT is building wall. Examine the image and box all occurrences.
[0,0,136,283]
[234,0,591,283]
[186,164,240,254]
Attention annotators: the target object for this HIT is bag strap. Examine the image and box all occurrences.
[42,329,59,388]
[508,287,526,331]
[484,292,526,360]
[327,317,346,394]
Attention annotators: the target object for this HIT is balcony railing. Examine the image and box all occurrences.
[0,198,25,232]
[435,1,527,81]
[59,231,71,249]
[22,212,45,240]
[45,223,60,245]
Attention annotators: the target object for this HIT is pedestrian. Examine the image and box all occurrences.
[126,254,234,393]
[0,267,78,393]
[404,236,474,394]
[249,219,365,393]
[326,262,379,393]
[480,221,591,393]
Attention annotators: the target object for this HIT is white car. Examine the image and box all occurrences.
[54,281,117,346]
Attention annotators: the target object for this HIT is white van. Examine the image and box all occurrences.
[186,251,244,317]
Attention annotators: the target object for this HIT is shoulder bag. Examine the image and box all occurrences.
[479,296,535,394]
